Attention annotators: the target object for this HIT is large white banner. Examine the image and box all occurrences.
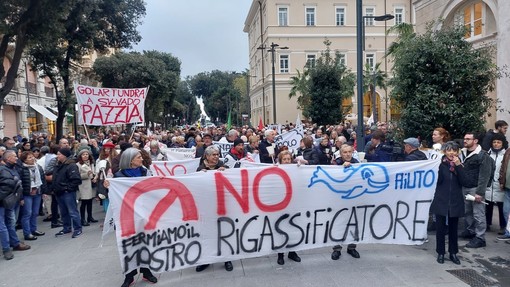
[75,84,147,125]
[108,160,440,274]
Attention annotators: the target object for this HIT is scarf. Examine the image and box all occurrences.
[23,163,43,188]
[442,157,456,174]
[229,147,245,160]
[123,166,143,177]
[491,147,503,154]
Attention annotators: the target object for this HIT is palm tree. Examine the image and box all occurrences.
[363,62,387,123]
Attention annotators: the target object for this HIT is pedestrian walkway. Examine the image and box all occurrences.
[1,203,510,287]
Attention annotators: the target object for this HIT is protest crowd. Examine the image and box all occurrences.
[0,118,509,287]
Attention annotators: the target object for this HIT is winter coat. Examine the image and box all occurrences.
[499,148,510,189]
[404,149,428,161]
[0,165,23,208]
[315,144,332,165]
[430,156,465,218]
[302,147,320,165]
[486,148,506,202]
[259,139,277,164]
[460,145,493,196]
[51,158,82,196]
[21,164,47,196]
[77,162,96,200]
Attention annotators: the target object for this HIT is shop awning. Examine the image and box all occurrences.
[48,106,72,117]
[30,104,58,121]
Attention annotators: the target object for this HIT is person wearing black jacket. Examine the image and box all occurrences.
[403,137,428,161]
[52,148,82,238]
[297,137,319,165]
[430,141,465,265]
[0,150,31,260]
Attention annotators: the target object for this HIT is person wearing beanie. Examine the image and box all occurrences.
[486,132,507,234]
[223,138,246,168]
[111,147,158,286]
[52,147,83,238]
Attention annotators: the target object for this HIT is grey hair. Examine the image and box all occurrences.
[228,129,239,138]
[3,149,16,159]
[204,145,220,156]
[442,141,460,152]
[119,148,141,170]
[264,129,274,137]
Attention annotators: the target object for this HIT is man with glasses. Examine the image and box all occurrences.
[459,131,493,248]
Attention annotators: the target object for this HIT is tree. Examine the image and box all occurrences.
[363,62,387,123]
[27,0,146,141]
[388,23,498,140]
[0,0,61,104]
[297,39,356,125]
[93,50,181,127]
[186,70,240,124]
[288,69,311,118]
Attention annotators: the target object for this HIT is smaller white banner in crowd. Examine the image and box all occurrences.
[107,160,440,274]
[163,148,196,160]
[74,84,147,125]
[274,124,304,151]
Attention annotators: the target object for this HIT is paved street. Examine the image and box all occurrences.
[1,203,509,287]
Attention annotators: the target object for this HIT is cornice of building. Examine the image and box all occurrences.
[413,0,436,11]
[244,0,263,33]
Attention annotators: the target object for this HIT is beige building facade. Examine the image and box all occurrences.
[244,0,413,126]
[413,0,509,129]
[1,55,58,139]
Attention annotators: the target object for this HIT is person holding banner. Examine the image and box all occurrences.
[430,141,465,265]
[296,137,319,166]
[95,141,117,213]
[276,150,302,265]
[148,140,167,161]
[259,130,277,164]
[195,145,233,272]
[223,138,246,169]
[112,148,158,287]
[331,144,361,260]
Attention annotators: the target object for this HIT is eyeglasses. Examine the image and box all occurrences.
[211,153,220,156]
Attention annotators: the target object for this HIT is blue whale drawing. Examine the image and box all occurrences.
[308,164,390,199]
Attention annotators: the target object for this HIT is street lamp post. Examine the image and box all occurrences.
[356,0,393,151]
[267,42,288,124]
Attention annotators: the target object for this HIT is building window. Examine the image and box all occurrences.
[338,53,346,66]
[280,55,289,73]
[394,7,404,25]
[364,7,375,26]
[306,54,316,68]
[365,53,375,71]
[464,2,483,39]
[306,7,316,26]
[335,7,346,26]
[278,6,288,26]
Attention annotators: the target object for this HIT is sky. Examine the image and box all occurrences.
[132,0,252,78]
